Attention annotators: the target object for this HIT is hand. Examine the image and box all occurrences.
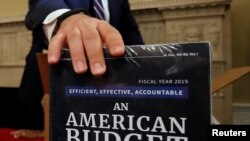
[48,13,125,76]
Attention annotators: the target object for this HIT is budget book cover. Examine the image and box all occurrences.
[50,42,212,141]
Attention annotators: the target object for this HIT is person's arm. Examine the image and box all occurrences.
[25,0,70,30]
[26,0,125,76]
[43,9,70,41]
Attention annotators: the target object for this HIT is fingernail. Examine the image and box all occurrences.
[93,62,105,75]
[48,55,57,63]
[77,61,86,72]
[114,45,125,54]
[114,46,123,52]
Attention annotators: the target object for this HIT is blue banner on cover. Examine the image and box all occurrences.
[65,86,189,99]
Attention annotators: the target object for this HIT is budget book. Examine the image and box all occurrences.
[50,42,212,141]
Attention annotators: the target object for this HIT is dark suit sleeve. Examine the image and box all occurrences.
[25,0,69,30]
[117,0,144,45]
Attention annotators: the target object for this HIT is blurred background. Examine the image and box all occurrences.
[0,0,249,129]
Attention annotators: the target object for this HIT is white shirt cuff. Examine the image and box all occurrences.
[43,9,70,41]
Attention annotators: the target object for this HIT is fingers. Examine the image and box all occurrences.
[48,14,125,76]
[48,32,66,64]
[79,21,106,76]
[98,21,125,56]
[67,27,88,73]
